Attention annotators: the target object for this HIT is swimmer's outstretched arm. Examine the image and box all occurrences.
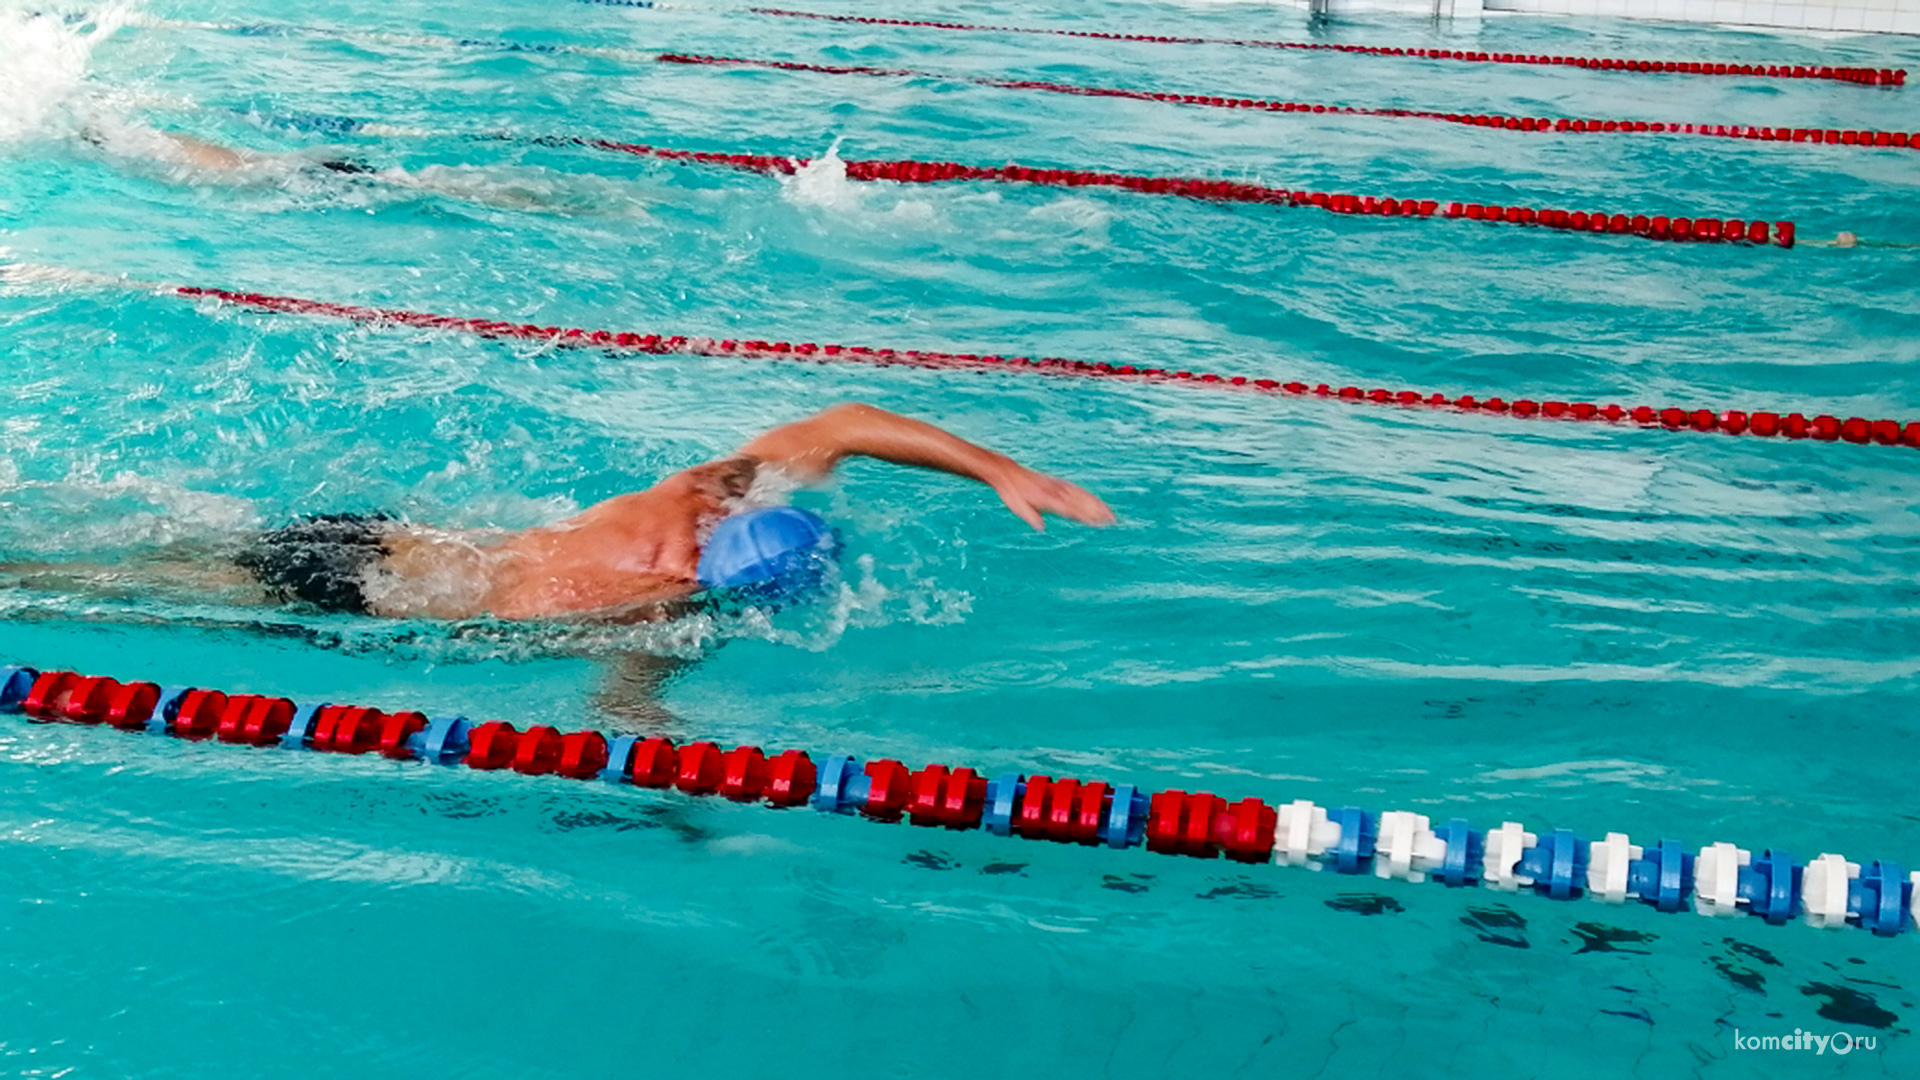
[738,403,1115,531]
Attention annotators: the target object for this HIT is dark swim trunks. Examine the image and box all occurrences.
[317,158,376,175]
[234,513,392,614]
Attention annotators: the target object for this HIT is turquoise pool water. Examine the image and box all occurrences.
[2,0,1918,1075]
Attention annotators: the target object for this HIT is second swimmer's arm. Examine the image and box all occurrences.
[737,402,1115,531]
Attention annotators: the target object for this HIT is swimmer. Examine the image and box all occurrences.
[78,122,378,180]
[4,404,1112,622]
[75,123,640,216]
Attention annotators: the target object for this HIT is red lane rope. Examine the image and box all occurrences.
[746,6,1907,87]
[586,137,1798,247]
[657,53,1920,153]
[170,284,1917,451]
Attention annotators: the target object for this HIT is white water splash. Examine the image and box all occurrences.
[778,140,942,228]
[0,5,138,145]
[778,139,858,209]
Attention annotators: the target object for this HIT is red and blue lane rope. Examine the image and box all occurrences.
[657,53,1920,154]
[578,0,1908,86]
[162,281,1920,453]
[4,663,1914,936]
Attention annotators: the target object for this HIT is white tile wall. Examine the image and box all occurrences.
[1323,0,1448,13]
[1325,0,1487,12]
[1463,0,1920,32]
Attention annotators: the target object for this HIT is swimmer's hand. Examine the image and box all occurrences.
[988,463,1115,532]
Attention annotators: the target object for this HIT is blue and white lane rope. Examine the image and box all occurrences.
[3,664,1915,936]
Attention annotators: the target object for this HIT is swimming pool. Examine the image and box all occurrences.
[3,0,1917,1074]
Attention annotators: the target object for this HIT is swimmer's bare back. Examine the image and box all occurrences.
[362,403,1114,621]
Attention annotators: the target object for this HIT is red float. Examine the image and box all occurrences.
[465,721,520,770]
[628,737,678,787]
[171,689,229,739]
[316,707,384,754]
[558,731,611,780]
[57,675,121,722]
[377,711,429,758]
[21,671,81,720]
[1147,790,1228,858]
[862,759,913,820]
[675,741,724,794]
[719,745,768,800]
[233,691,295,745]
[910,764,988,828]
[1211,798,1278,863]
[103,682,161,730]
[763,750,818,806]
[214,694,261,742]
[511,725,565,775]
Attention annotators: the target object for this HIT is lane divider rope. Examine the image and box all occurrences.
[137,19,1920,155]
[256,110,1804,249]
[131,277,1920,453]
[581,135,1799,248]
[730,4,1908,87]
[5,662,1914,937]
[659,52,1920,154]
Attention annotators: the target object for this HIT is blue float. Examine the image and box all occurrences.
[1434,819,1481,887]
[1738,849,1800,925]
[812,755,864,815]
[282,702,328,750]
[0,667,36,712]
[601,735,639,783]
[149,686,197,737]
[411,715,472,765]
[1852,861,1910,937]
[1100,784,1148,849]
[1627,839,1694,913]
[982,773,1024,837]
[1330,807,1375,874]
[1519,829,1589,900]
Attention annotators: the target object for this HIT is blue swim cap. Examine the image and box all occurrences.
[696,506,839,600]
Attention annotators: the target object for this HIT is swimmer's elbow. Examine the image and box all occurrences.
[817,401,883,422]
